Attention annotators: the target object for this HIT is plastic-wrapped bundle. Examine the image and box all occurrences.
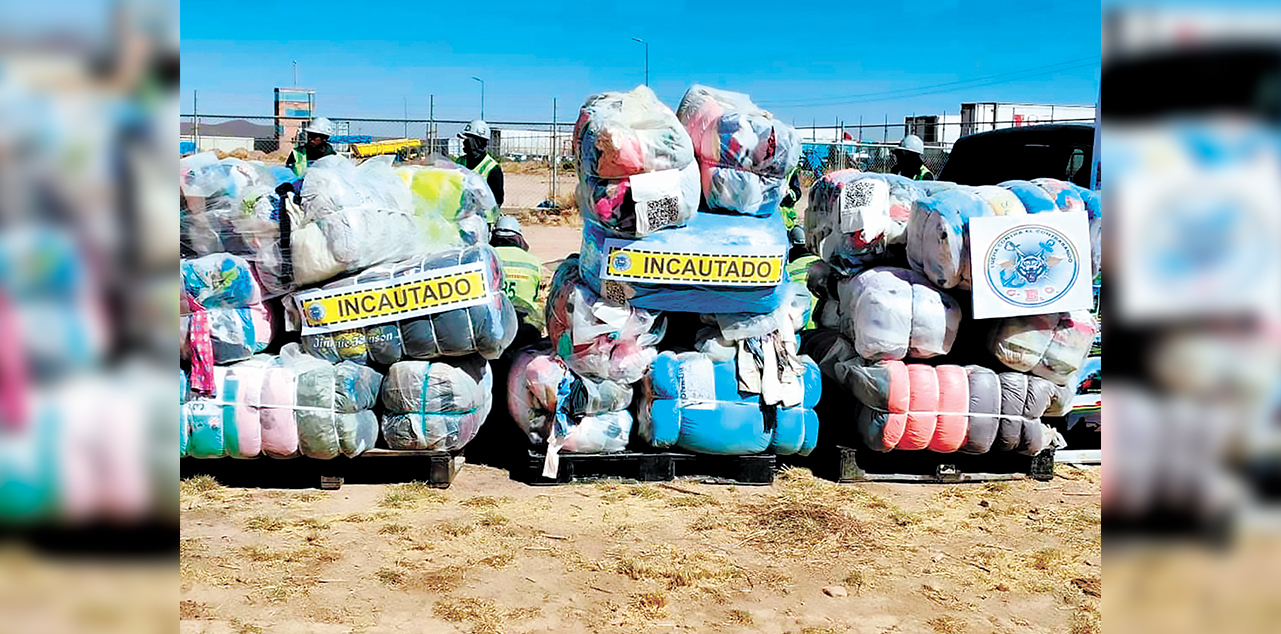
[181,254,272,394]
[180,153,284,257]
[803,171,923,267]
[1002,179,1101,276]
[579,209,791,314]
[180,344,382,459]
[293,155,445,286]
[179,370,190,457]
[989,310,1098,385]
[905,186,993,290]
[0,229,109,379]
[381,356,492,451]
[574,85,695,180]
[830,360,1056,456]
[299,245,517,364]
[676,85,801,215]
[833,267,961,361]
[577,161,700,237]
[507,348,633,455]
[396,159,497,236]
[638,351,821,455]
[545,255,664,384]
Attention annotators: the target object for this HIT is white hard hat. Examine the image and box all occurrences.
[494,215,523,235]
[897,134,925,155]
[459,119,491,140]
[305,117,334,137]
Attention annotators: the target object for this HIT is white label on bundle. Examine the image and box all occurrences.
[678,356,717,402]
[970,212,1093,319]
[839,178,888,239]
[630,169,684,235]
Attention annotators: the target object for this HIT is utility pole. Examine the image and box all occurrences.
[292,61,297,86]
[632,38,648,86]
[472,77,485,119]
[193,90,199,149]
[429,95,435,152]
[404,97,408,138]
[551,97,558,205]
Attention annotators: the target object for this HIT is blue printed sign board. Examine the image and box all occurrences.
[969,212,1093,319]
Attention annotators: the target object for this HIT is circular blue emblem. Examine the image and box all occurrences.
[306,302,327,324]
[985,224,1078,309]
[611,252,632,273]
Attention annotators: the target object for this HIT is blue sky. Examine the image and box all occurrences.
[181,0,1099,127]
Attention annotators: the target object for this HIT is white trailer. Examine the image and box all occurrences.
[960,102,1096,137]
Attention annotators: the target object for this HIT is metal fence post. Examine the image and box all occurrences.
[551,98,558,207]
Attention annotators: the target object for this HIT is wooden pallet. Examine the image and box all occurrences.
[514,449,777,486]
[179,448,463,490]
[800,444,1055,483]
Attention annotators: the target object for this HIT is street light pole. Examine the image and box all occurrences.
[471,76,485,119]
[631,38,648,86]
[292,60,297,86]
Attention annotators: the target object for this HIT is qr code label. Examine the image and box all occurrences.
[639,196,680,233]
[602,280,630,306]
[839,178,888,238]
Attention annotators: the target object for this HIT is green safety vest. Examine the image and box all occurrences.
[459,153,501,222]
[780,166,801,230]
[786,254,821,330]
[495,245,543,313]
[291,148,308,178]
[914,164,934,181]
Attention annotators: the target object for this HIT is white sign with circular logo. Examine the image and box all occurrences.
[969,212,1093,319]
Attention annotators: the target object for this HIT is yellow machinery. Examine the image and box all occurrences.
[349,138,425,160]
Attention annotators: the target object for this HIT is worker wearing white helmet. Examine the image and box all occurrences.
[891,134,933,181]
[285,116,337,179]
[457,119,504,217]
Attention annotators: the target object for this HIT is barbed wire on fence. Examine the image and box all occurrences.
[180,114,1092,212]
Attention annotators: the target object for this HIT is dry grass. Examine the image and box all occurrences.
[1030,548,1063,572]
[842,570,866,593]
[478,511,509,527]
[602,485,666,503]
[476,554,515,569]
[920,585,970,611]
[229,618,264,634]
[380,482,447,509]
[340,513,374,523]
[432,597,541,634]
[630,591,668,619]
[735,493,873,556]
[244,516,286,532]
[1070,606,1101,634]
[440,521,476,538]
[412,566,466,594]
[1072,576,1101,598]
[611,546,744,590]
[928,615,969,634]
[180,475,223,496]
[293,517,330,531]
[376,567,406,587]
[379,523,410,535]
[726,609,754,625]
[666,494,719,508]
[179,599,212,620]
[461,496,508,509]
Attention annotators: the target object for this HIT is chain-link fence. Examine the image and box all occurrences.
[181,113,1092,214]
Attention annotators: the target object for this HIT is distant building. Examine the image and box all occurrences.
[274,87,315,148]
[905,102,1095,146]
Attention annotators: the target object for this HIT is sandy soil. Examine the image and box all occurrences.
[179,465,1100,634]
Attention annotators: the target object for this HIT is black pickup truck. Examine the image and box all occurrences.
[936,123,1093,188]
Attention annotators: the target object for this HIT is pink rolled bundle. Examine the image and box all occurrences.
[928,366,970,453]
[899,364,939,450]
[258,365,300,458]
[595,131,647,177]
[222,364,264,459]
[880,360,910,449]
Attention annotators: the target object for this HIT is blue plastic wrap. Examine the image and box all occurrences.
[638,351,821,456]
[578,209,791,314]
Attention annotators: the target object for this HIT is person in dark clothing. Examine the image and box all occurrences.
[891,134,934,181]
[457,119,504,220]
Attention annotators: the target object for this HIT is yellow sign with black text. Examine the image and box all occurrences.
[294,262,490,335]
[601,240,784,286]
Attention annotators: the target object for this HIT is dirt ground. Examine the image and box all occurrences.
[179,465,1101,634]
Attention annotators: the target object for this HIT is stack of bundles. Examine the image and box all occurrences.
[830,267,961,361]
[181,343,382,459]
[181,253,273,396]
[905,178,1097,290]
[395,159,496,240]
[381,356,492,451]
[638,349,821,455]
[988,310,1098,385]
[676,84,801,216]
[803,171,925,269]
[297,245,517,364]
[823,358,1058,456]
[545,255,665,384]
[574,85,699,236]
[507,347,634,473]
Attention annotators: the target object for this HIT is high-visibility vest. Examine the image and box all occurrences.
[290,148,308,178]
[780,166,801,230]
[786,254,821,330]
[494,245,543,313]
[459,153,501,222]
[914,164,934,181]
